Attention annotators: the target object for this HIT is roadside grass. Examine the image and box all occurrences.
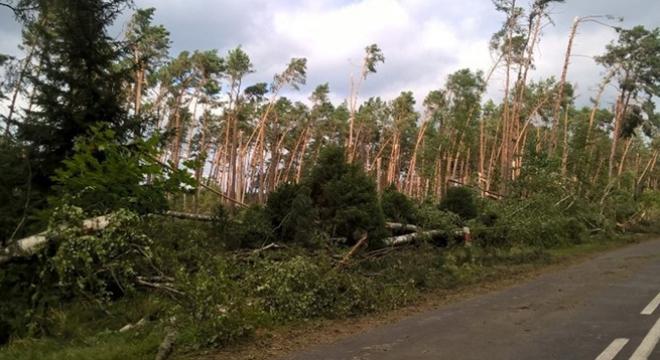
[1,232,653,360]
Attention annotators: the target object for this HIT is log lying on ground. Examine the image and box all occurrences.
[0,215,110,265]
[155,326,178,360]
[382,227,469,247]
[382,229,444,246]
[163,211,213,221]
[334,234,368,269]
[385,222,420,232]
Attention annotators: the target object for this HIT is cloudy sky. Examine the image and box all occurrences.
[1,0,659,108]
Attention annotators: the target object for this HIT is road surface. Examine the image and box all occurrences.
[285,238,660,360]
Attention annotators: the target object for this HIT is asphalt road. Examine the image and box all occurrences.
[285,238,660,360]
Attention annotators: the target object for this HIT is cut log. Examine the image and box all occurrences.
[0,215,110,265]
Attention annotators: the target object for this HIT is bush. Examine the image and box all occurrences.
[176,261,257,347]
[266,183,318,247]
[416,202,461,231]
[381,185,417,224]
[439,186,478,220]
[233,205,274,249]
[306,146,387,243]
[249,256,325,321]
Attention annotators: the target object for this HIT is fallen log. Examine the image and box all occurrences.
[252,242,285,254]
[0,215,110,265]
[334,234,368,269]
[385,222,420,232]
[119,318,147,333]
[382,230,445,246]
[163,211,213,221]
[155,326,178,360]
[135,276,184,296]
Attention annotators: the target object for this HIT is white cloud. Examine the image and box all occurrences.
[2,0,656,109]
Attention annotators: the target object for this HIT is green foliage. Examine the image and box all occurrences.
[0,138,42,245]
[19,0,137,198]
[47,206,153,302]
[249,256,325,321]
[307,145,386,242]
[233,205,274,249]
[439,186,478,220]
[175,262,256,347]
[416,203,461,230]
[51,127,194,215]
[381,186,417,224]
[265,183,318,246]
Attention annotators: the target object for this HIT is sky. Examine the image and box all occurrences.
[1,0,659,109]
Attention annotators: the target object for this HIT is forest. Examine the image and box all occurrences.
[0,0,659,359]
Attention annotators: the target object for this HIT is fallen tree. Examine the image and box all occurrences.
[382,230,445,246]
[0,215,110,265]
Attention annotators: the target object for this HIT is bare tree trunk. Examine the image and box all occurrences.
[608,89,632,178]
[617,137,633,176]
[551,16,580,153]
[170,94,184,168]
[4,47,35,135]
[561,107,570,176]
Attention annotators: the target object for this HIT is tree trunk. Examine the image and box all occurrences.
[551,16,580,153]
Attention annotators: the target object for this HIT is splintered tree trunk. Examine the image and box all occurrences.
[295,131,311,183]
[405,120,428,195]
[551,16,580,153]
[609,90,632,179]
[617,137,633,176]
[376,157,383,193]
[586,69,615,147]
[170,94,184,168]
[134,64,145,115]
[636,151,658,195]
[4,43,37,136]
[561,108,570,176]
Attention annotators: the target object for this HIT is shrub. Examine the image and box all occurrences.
[233,205,274,249]
[176,261,257,347]
[266,183,318,247]
[249,256,325,321]
[306,146,387,243]
[381,185,417,224]
[416,202,461,231]
[439,186,478,220]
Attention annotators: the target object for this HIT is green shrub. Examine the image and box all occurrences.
[416,202,461,230]
[439,186,478,220]
[176,261,257,347]
[306,146,387,243]
[234,205,274,249]
[381,185,417,224]
[249,256,325,321]
[266,183,318,247]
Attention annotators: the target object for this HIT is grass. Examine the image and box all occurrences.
[0,330,163,360]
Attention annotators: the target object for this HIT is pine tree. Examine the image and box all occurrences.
[18,0,135,192]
